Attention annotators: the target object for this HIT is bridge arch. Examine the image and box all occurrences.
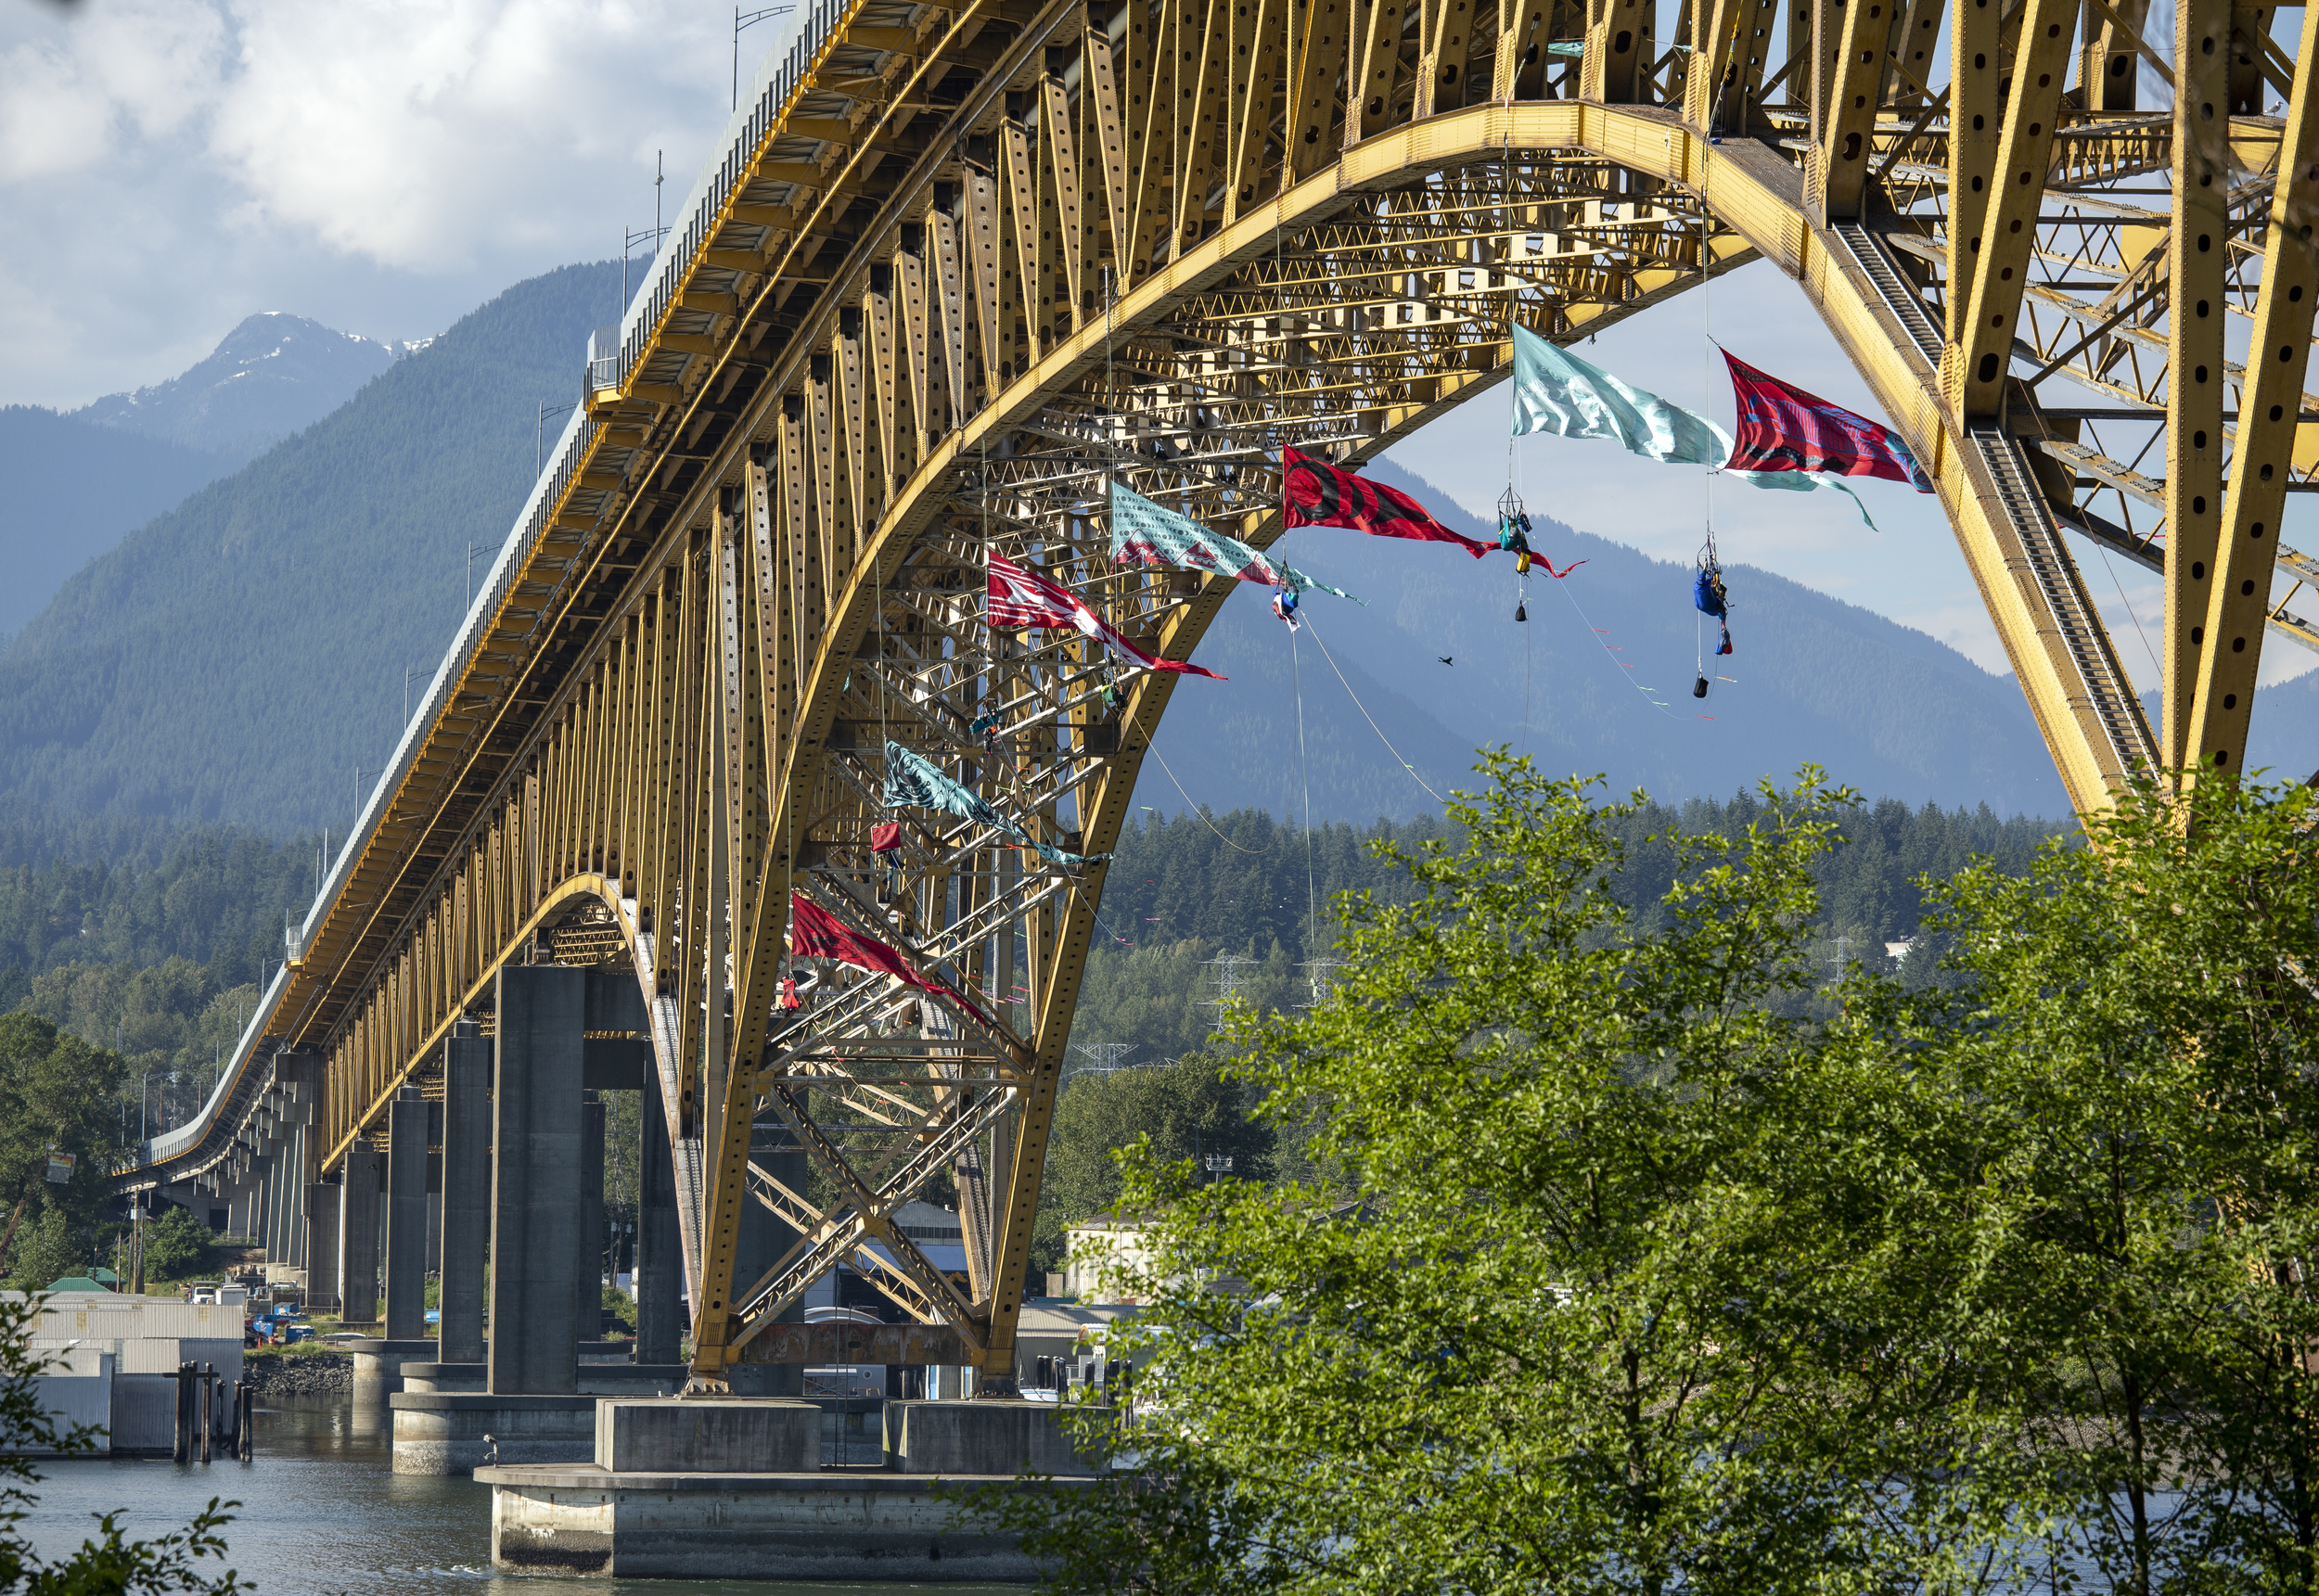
[124,0,2319,1402]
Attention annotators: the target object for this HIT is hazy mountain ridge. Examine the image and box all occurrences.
[0,313,424,638]
[75,313,403,461]
[0,263,621,833]
[1147,457,2069,820]
[0,408,240,636]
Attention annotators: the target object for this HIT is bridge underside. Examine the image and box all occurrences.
[130,0,2319,1401]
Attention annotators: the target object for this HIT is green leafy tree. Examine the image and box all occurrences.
[1877,775,2319,1595]
[6,1210,83,1294]
[1033,1053,1275,1275]
[0,1014,122,1284]
[0,1295,244,1591]
[980,758,2032,1595]
[137,1207,214,1284]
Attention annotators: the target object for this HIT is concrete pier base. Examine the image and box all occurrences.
[400,1362,689,1398]
[388,1393,596,1475]
[480,1467,1075,1580]
[344,1338,441,1406]
[883,1399,1104,1475]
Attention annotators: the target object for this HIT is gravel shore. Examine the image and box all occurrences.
[244,1354,352,1398]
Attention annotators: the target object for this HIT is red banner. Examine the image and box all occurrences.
[1723,352,1933,491]
[789,894,1001,1030]
[1281,448,1493,556]
[986,555,1224,679]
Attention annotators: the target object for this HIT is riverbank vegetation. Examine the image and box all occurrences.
[983,759,2319,1595]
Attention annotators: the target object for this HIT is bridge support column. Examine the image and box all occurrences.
[634,1068,681,1366]
[441,1021,491,1365]
[306,1180,340,1309]
[340,1144,381,1327]
[264,1147,290,1264]
[578,1092,604,1343]
[743,1131,805,1398]
[488,964,584,1396]
[283,1123,309,1270]
[385,1086,429,1341]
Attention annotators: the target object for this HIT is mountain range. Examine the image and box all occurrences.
[1146,461,2076,819]
[0,264,618,831]
[0,313,413,637]
[5,255,2313,840]
[76,313,407,460]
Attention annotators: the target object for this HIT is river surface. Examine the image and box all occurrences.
[18,1399,1015,1596]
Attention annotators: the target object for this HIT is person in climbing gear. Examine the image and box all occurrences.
[1693,566,1727,619]
[1498,507,1536,574]
[969,700,1001,751]
[1272,588,1301,632]
[1695,565,1735,657]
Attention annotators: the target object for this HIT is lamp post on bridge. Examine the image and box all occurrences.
[734,6,795,110]
[536,403,576,481]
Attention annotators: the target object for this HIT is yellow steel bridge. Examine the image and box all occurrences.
[125,0,2319,1390]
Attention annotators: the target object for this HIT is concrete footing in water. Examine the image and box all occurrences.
[389,1393,598,1475]
[476,1397,1103,1578]
[342,1339,441,1406]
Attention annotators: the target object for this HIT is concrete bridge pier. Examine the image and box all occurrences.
[338,1143,380,1327]
[491,963,584,1398]
[578,1092,605,1341]
[633,1067,681,1366]
[479,1398,1097,1578]
[392,964,601,1475]
[305,1181,340,1310]
[439,1021,491,1365]
[385,1087,429,1339]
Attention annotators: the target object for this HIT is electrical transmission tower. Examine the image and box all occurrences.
[1065,1041,1135,1081]
[1296,957,1345,1009]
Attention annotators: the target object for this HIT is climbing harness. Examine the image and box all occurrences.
[1496,483,1534,622]
[1692,535,1733,698]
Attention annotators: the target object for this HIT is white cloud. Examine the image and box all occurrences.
[0,0,735,407]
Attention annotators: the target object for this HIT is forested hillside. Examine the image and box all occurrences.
[1057,788,2069,1067]
[0,787,2067,1142]
[0,261,621,833]
[0,408,237,635]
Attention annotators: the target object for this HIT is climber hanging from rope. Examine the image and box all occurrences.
[1694,541,1734,658]
[1498,486,1533,621]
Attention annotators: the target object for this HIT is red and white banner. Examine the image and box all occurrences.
[986,554,1224,679]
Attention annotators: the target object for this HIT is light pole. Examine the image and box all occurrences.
[535,402,576,480]
[467,541,493,607]
[734,6,795,109]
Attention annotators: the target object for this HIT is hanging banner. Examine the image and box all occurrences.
[1508,325,1886,523]
[788,893,1002,1031]
[1723,351,1934,490]
[1281,447,1493,556]
[883,742,1108,867]
[1108,483,1361,602]
[1511,323,1725,466]
[987,554,1226,679]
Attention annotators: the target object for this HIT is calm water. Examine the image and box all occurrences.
[19,1399,1016,1596]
